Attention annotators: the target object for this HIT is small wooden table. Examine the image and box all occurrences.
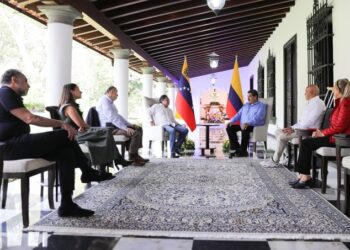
[197,123,220,156]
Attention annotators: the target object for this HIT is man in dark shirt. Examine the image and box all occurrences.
[0,69,111,217]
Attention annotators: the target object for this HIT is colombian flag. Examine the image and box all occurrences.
[226,56,244,120]
[175,56,196,131]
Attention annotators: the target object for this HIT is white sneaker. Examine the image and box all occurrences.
[259,157,279,167]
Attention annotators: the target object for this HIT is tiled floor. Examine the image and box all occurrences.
[1,136,350,249]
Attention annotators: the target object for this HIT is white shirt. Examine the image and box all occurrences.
[148,103,178,127]
[96,95,131,130]
[292,96,326,129]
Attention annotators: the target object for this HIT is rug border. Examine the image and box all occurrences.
[27,160,350,241]
[25,225,350,241]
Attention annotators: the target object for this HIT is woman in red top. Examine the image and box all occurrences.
[291,78,350,189]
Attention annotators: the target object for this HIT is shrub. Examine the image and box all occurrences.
[25,102,45,112]
[181,138,195,151]
[222,139,230,153]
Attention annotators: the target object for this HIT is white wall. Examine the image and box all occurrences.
[241,0,350,129]
[332,0,350,79]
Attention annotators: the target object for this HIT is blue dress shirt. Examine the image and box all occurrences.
[230,101,267,126]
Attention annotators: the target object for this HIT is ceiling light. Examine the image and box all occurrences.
[207,0,226,15]
[209,52,219,69]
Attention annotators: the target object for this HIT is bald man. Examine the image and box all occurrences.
[261,85,326,167]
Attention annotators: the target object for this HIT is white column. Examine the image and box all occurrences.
[38,5,82,106]
[156,77,167,97]
[167,82,176,112]
[110,48,130,119]
[141,67,154,98]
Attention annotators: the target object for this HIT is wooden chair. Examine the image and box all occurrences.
[0,145,55,227]
[335,135,350,214]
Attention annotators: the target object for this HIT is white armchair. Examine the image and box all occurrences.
[250,97,274,153]
[143,97,169,156]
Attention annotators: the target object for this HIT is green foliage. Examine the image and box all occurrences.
[222,139,230,153]
[0,4,143,123]
[24,102,45,112]
[181,138,195,151]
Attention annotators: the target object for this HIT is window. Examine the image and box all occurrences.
[257,63,264,98]
[307,0,333,96]
[267,50,276,119]
[249,75,254,90]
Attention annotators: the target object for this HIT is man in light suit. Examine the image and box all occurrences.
[148,95,188,158]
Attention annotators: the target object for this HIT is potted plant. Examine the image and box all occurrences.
[181,138,195,156]
[222,139,230,156]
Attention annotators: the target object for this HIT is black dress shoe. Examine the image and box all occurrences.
[81,170,114,183]
[114,158,133,167]
[171,153,180,158]
[99,171,115,180]
[175,149,183,156]
[288,179,300,186]
[291,179,313,189]
[58,203,94,217]
[234,150,249,157]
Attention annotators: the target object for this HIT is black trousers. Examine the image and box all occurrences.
[3,130,92,193]
[296,136,334,175]
[226,124,254,152]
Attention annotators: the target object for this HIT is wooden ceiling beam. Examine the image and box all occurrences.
[166,58,256,78]
[91,38,111,46]
[162,49,258,69]
[141,21,279,49]
[149,33,270,57]
[85,34,107,42]
[103,0,192,18]
[74,25,96,35]
[136,14,284,46]
[115,0,263,27]
[163,52,258,70]
[154,43,264,64]
[95,0,148,12]
[73,19,88,28]
[125,1,294,35]
[131,10,286,42]
[155,42,263,60]
[145,27,276,53]
[79,31,104,40]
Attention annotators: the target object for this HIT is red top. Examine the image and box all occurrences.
[322,98,350,143]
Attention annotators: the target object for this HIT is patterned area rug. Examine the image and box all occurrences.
[28,158,350,240]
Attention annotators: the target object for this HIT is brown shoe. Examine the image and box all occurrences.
[133,159,145,166]
[137,155,149,163]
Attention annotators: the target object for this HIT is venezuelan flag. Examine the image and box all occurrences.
[175,56,196,131]
[226,56,244,120]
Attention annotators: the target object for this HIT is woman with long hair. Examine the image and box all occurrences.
[59,83,132,174]
[291,78,350,188]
